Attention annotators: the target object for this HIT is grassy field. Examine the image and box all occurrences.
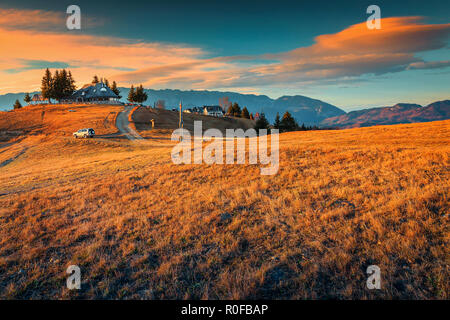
[0,104,448,299]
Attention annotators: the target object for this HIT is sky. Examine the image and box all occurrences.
[0,0,449,111]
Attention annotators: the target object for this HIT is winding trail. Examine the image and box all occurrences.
[116,106,144,140]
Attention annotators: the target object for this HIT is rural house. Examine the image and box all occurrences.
[69,82,121,104]
[31,94,48,104]
[203,105,224,117]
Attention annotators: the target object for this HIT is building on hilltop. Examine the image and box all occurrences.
[203,105,224,117]
[31,94,48,105]
[68,82,121,104]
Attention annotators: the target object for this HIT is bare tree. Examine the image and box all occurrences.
[155,100,165,109]
[219,96,231,112]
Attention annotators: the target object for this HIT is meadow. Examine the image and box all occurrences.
[0,104,448,299]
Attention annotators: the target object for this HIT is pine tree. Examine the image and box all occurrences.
[104,78,110,88]
[274,112,281,129]
[41,68,53,103]
[134,84,148,103]
[226,105,233,115]
[254,113,270,131]
[13,99,22,109]
[111,81,121,98]
[24,93,31,104]
[135,85,142,103]
[67,70,76,94]
[128,85,135,103]
[280,111,298,132]
[92,75,99,84]
[241,107,250,119]
[52,70,64,103]
[232,103,241,117]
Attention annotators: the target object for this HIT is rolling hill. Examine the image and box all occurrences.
[321,100,450,128]
[0,103,448,299]
[0,89,345,124]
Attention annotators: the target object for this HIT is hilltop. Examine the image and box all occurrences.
[321,100,450,128]
[0,89,345,124]
[0,104,448,299]
[2,89,449,128]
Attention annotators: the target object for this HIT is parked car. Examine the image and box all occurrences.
[73,128,95,138]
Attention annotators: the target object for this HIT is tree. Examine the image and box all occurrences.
[111,81,121,98]
[24,93,31,104]
[155,100,165,109]
[13,99,22,110]
[241,106,250,119]
[104,78,110,88]
[232,102,241,117]
[274,112,281,129]
[280,111,298,132]
[226,105,234,115]
[219,96,231,112]
[128,85,136,103]
[134,84,148,104]
[41,68,53,103]
[254,113,270,131]
[66,70,76,95]
[92,75,99,84]
[250,113,254,120]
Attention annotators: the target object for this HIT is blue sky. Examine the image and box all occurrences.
[0,0,449,110]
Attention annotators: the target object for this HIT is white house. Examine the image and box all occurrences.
[203,105,224,117]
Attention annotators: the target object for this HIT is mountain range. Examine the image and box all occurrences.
[0,89,448,127]
[321,100,450,128]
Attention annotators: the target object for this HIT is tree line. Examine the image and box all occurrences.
[255,111,320,132]
[40,68,76,103]
[226,102,252,119]
[127,84,148,104]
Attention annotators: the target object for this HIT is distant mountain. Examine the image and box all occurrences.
[2,88,447,128]
[129,89,345,124]
[321,100,450,128]
[0,88,345,125]
[0,92,40,111]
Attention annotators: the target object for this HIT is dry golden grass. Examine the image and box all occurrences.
[0,104,448,299]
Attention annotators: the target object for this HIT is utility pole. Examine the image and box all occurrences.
[179,101,183,128]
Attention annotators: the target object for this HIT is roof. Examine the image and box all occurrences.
[32,94,46,101]
[71,82,119,99]
[203,105,223,112]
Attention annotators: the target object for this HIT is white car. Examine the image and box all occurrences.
[73,128,95,138]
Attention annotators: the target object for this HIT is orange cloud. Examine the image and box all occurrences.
[0,9,449,95]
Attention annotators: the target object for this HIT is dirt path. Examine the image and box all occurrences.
[116,106,144,140]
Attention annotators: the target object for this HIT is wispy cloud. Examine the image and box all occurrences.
[0,8,449,95]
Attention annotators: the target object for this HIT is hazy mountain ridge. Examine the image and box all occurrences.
[321,100,450,128]
[0,88,344,124]
[1,89,448,127]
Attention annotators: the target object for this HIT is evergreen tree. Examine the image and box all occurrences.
[232,102,241,117]
[250,113,254,120]
[280,111,298,132]
[254,113,270,131]
[24,93,31,104]
[226,105,233,115]
[41,68,53,103]
[274,112,281,129]
[134,84,148,103]
[13,99,22,109]
[52,70,65,102]
[67,70,76,94]
[241,107,250,119]
[111,81,121,98]
[128,85,136,103]
[104,78,110,88]
[92,75,99,84]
